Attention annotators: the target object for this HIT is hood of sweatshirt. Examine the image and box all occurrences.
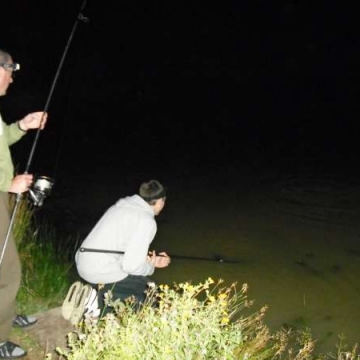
[115,194,154,217]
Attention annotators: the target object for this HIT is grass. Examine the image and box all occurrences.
[12,195,73,314]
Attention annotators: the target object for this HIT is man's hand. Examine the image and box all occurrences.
[156,252,171,268]
[9,174,33,194]
[19,112,48,131]
[148,251,171,268]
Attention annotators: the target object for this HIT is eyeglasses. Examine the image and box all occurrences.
[0,63,20,72]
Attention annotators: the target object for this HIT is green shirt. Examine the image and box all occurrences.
[0,112,26,192]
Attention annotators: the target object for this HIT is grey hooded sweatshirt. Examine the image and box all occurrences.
[75,195,156,284]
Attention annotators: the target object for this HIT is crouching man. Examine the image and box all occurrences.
[75,179,171,314]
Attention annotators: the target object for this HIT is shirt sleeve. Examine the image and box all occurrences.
[4,122,26,146]
[122,216,157,276]
[0,121,23,192]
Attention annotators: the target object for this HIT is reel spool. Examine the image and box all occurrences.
[28,176,54,207]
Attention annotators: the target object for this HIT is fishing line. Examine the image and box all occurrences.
[0,0,89,272]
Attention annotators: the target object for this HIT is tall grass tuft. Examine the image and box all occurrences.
[11,195,73,314]
[57,278,316,359]
[11,194,34,248]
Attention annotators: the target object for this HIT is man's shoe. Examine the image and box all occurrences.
[12,314,37,328]
[0,341,27,359]
[62,281,83,320]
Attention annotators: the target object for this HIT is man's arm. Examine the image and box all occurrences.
[122,218,157,276]
[3,112,47,146]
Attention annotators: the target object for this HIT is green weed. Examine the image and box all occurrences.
[12,196,72,314]
[57,279,317,360]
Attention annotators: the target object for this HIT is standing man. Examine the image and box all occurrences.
[75,179,171,315]
[0,48,47,359]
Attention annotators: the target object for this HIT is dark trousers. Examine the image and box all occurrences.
[95,275,151,315]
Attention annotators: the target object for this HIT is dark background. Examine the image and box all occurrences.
[1,1,360,223]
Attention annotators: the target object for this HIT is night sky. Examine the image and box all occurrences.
[1,0,360,189]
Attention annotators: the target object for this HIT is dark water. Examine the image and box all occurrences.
[31,153,360,356]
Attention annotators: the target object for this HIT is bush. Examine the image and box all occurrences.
[57,278,316,359]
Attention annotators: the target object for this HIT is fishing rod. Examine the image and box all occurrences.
[79,247,242,264]
[25,0,89,176]
[0,0,89,273]
[165,254,241,264]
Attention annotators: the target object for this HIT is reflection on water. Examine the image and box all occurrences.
[151,176,360,356]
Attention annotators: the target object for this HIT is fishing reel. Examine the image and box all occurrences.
[28,176,54,207]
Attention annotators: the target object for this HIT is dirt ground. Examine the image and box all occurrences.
[10,307,74,360]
